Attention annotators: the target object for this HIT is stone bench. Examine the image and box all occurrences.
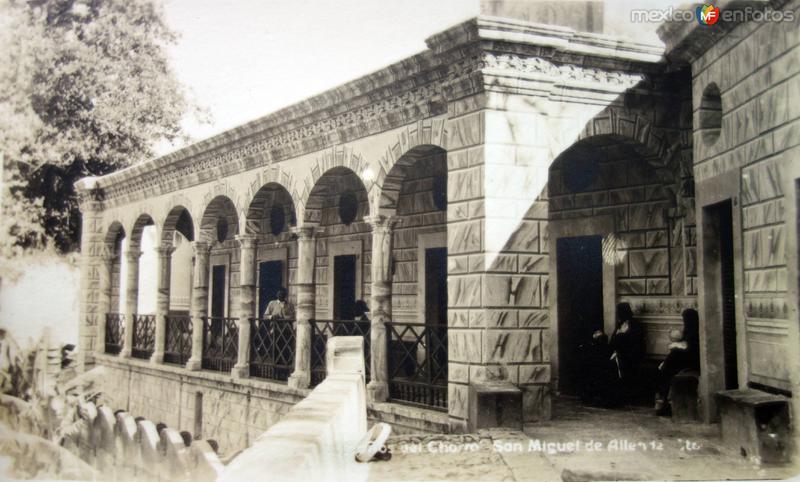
[716,389,790,464]
[468,380,522,432]
[670,369,699,422]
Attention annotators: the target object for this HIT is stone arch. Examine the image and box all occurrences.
[129,213,156,249]
[244,182,297,236]
[573,106,690,208]
[303,166,370,226]
[199,195,240,244]
[297,146,370,224]
[104,221,126,257]
[160,205,195,245]
[370,120,448,210]
[376,144,447,217]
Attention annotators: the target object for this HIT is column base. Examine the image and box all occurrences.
[150,351,164,364]
[232,364,250,379]
[367,381,389,403]
[288,371,310,389]
[186,358,202,371]
[120,348,132,359]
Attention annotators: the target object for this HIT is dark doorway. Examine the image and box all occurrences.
[425,247,448,325]
[709,200,739,390]
[210,265,227,318]
[556,235,604,395]
[333,255,357,320]
[258,260,284,318]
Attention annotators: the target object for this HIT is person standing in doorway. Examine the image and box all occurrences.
[262,288,295,320]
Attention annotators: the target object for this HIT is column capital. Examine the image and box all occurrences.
[235,234,259,249]
[291,225,323,240]
[192,241,211,255]
[365,214,400,231]
[125,248,142,262]
[155,245,176,257]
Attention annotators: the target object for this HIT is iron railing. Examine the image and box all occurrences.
[131,314,156,360]
[386,322,448,410]
[164,315,192,366]
[249,318,295,382]
[310,319,370,386]
[201,317,239,372]
[105,313,125,355]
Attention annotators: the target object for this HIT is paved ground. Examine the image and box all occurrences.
[367,398,799,481]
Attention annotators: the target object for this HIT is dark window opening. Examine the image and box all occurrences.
[333,255,357,320]
[338,191,358,225]
[269,205,286,236]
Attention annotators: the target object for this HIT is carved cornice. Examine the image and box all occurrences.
[90,15,667,209]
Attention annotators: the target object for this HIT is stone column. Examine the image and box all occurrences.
[233,235,258,378]
[120,247,142,358]
[288,226,318,389]
[151,245,174,364]
[186,241,210,371]
[77,193,104,371]
[95,249,114,357]
[365,215,398,402]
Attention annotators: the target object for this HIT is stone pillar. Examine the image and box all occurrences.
[288,226,318,389]
[120,247,141,358]
[233,235,258,378]
[365,215,398,402]
[151,245,174,364]
[77,192,105,370]
[95,249,113,357]
[186,241,210,371]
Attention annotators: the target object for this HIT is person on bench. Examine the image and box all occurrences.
[655,308,700,416]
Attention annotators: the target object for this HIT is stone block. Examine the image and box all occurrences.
[448,383,469,419]
[448,329,481,362]
[519,310,548,328]
[448,220,482,254]
[716,389,790,464]
[521,384,551,422]
[449,275,482,308]
[468,381,523,432]
[629,249,669,277]
[520,364,550,384]
[486,330,541,363]
[670,370,699,423]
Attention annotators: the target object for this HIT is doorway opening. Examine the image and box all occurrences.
[210,264,227,318]
[556,235,604,395]
[333,254,357,320]
[258,260,284,318]
[707,200,739,390]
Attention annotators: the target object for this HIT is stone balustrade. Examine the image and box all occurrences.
[62,402,224,482]
[220,336,369,482]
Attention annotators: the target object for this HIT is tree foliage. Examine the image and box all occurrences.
[0,0,206,255]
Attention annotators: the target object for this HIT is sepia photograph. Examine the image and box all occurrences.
[0,0,799,480]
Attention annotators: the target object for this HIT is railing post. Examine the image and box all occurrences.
[151,245,174,364]
[288,225,319,389]
[96,247,114,356]
[234,234,258,378]
[187,241,210,371]
[365,215,398,403]
[121,246,141,358]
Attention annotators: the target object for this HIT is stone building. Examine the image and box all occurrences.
[76,1,799,455]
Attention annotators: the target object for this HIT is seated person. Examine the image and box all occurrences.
[655,328,693,416]
[580,329,620,407]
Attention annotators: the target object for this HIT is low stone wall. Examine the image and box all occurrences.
[94,354,308,455]
[220,337,369,482]
[64,402,224,481]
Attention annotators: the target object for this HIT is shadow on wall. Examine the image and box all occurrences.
[0,253,80,346]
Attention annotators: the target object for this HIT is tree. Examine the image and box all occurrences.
[0,0,207,254]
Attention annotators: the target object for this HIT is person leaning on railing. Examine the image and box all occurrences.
[262,288,295,320]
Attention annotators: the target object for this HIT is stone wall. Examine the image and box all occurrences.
[549,140,698,356]
[689,0,799,394]
[95,355,306,455]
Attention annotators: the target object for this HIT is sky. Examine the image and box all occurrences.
[157,0,686,154]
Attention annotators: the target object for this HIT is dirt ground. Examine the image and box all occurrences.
[367,398,799,481]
